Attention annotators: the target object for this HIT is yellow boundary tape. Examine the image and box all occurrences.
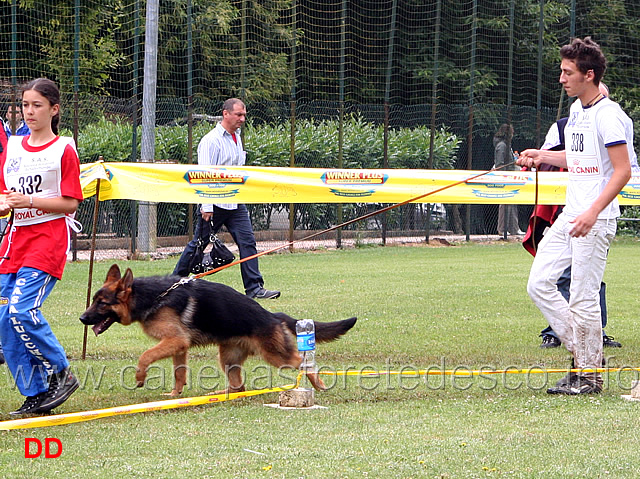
[319,367,640,377]
[0,378,301,431]
[3,367,640,430]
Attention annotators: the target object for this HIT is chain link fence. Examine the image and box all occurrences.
[3,1,640,261]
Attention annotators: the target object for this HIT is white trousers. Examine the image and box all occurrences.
[527,213,616,369]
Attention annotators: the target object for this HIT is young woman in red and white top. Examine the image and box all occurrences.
[0,78,83,415]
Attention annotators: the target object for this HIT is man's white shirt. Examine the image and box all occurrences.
[563,97,632,219]
[197,122,246,211]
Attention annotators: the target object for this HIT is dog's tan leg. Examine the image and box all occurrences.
[213,344,249,395]
[304,371,327,391]
[164,351,188,396]
[136,338,189,390]
[259,329,328,391]
[266,352,327,391]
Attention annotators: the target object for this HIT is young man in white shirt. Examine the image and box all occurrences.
[527,83,625,350]
[517,37,632,395]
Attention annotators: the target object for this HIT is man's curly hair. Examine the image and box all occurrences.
[560,37,607,85]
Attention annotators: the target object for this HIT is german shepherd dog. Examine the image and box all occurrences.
[80,265,357,396]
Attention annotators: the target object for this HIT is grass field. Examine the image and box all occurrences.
[1,239,640,478]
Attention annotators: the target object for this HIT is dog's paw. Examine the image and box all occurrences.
[314,382,328,391]
[135,368,147,387]
[163,389,182,397]
[208,386,246,396]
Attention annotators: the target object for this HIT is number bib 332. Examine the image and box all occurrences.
[3,135,70,226]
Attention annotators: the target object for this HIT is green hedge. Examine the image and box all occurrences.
[71,114,459,168]
[71,116,459,235]
[248,115,459,170]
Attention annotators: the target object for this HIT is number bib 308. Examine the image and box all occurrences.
[565,128,602,179]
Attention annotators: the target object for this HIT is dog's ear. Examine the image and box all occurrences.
[106,264,121,282]
[122,268,134,289]
[116,268,134,302]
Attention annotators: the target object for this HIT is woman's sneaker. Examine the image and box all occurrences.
[9,393,46,415]
[37,368,79,412]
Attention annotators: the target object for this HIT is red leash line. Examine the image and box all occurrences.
[194,162,518,279]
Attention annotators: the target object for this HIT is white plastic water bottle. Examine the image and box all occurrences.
[296,319,316,371]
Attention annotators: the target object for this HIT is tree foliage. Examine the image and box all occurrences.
[2,0,640,130]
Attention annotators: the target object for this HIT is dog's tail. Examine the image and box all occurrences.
[277,314,357,343]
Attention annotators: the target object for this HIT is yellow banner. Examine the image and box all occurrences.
[79,162,640,205]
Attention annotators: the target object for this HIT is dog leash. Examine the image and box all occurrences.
[157,277,196,299]
[519,162,539,253]
[192,161,521,281]
[532,166,539,253]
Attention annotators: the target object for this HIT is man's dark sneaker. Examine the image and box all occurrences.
[248,288,281,300]
[540,335,561,349]
[10,393,46,416]
[37,368,79,413]
[547,374,602,395]
[0,349,4,365]
[603,335,622,348]
[553,371,579,389]
[553,357,579,389]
